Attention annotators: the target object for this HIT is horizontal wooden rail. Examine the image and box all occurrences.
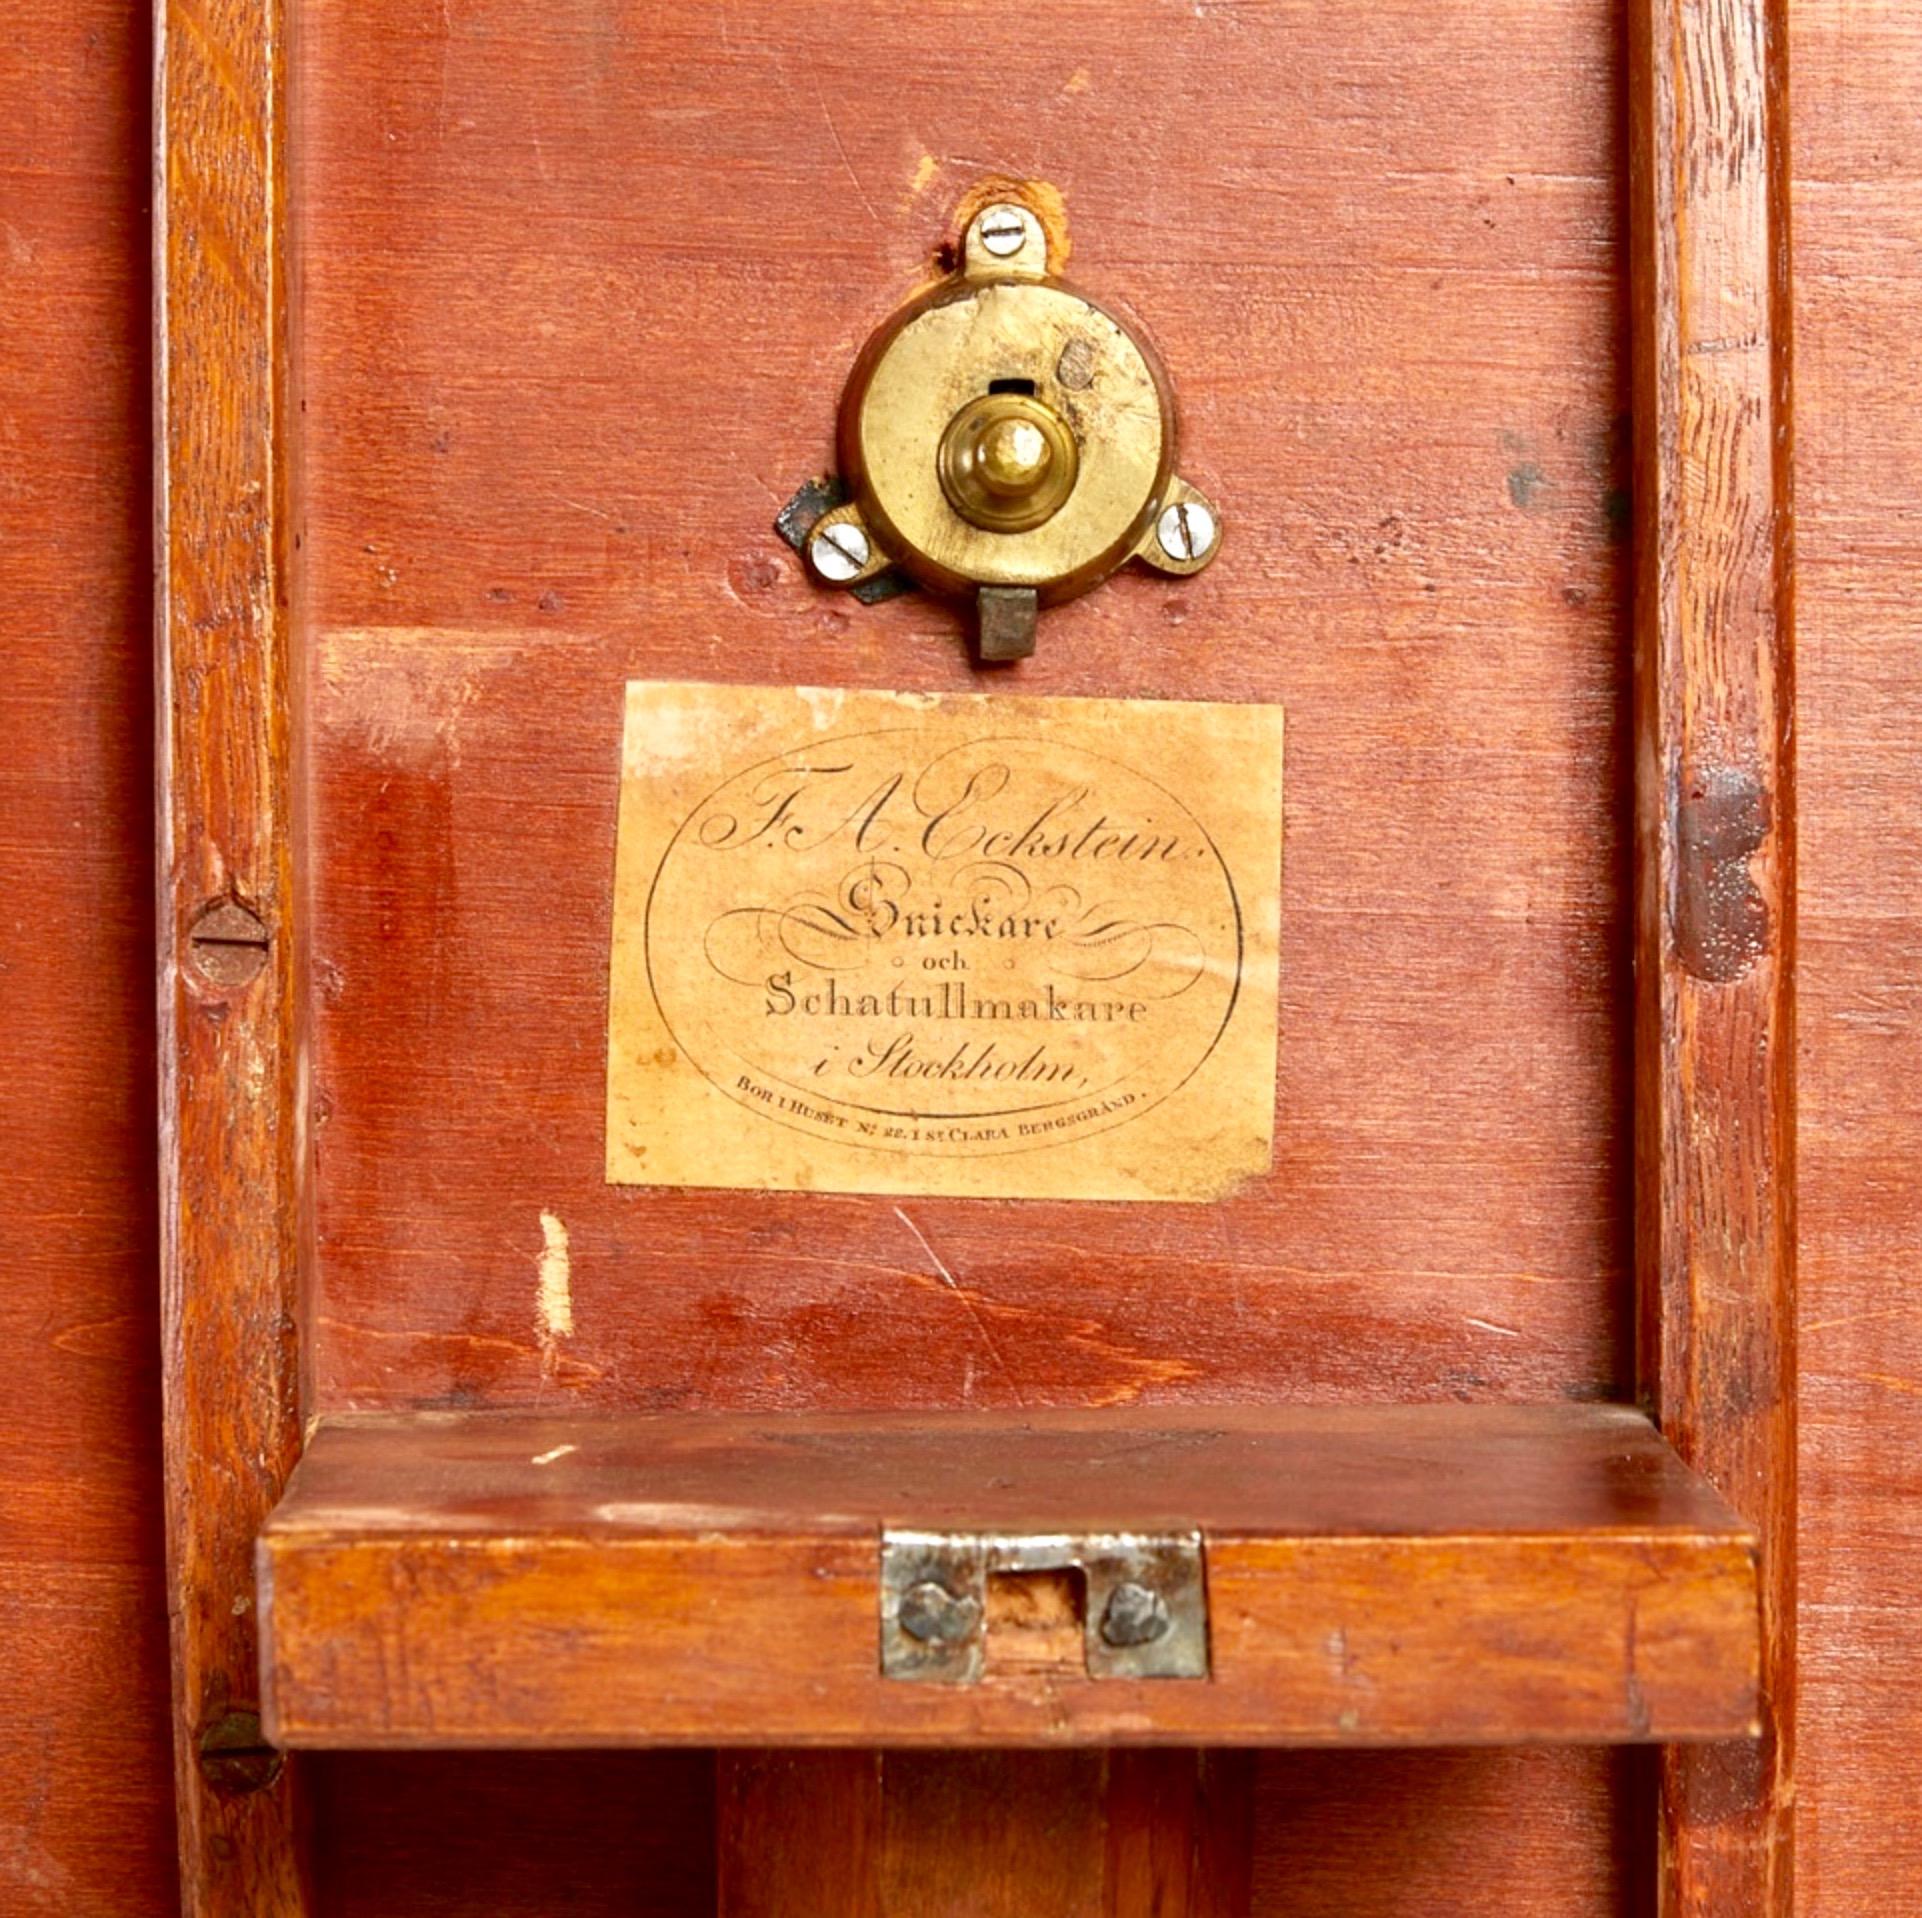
[259,1403,1758,1749]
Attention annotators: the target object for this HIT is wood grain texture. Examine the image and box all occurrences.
[126,0,1842,1900]
[1249,1748,1651,1916]
[0,6,178,1911]
[157,0,308,1909]
[1628,0,1796,1910]
[256,1406,1758,1749]
[1789,6,1922,1913]
[718,1750,1253,1917]
[718,1753,882,1918]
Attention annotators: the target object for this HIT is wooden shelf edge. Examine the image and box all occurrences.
[257,1404,1760,1751]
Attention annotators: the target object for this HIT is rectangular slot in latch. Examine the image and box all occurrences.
[879,1529,1208,1684]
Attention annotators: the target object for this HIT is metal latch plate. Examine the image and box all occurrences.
[880,1529,1207,1684]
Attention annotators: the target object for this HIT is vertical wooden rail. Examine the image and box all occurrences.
[1629,0,1795,1912]
[157,0,309,1910]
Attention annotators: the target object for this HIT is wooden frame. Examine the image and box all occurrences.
[1628,0,1796,1908]
[155,0,308,1909]
[156,0,1794,1912]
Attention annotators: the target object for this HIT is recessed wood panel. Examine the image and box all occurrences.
[292,0,1631,1419]
[1249,1747,1648,1916]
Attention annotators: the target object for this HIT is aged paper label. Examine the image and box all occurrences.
[606,682,1283,1202]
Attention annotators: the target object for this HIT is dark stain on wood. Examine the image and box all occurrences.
[1507,461,1550,508]
[1674,762,1773,982]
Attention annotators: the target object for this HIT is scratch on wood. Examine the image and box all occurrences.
[1860,1372,1922,1399]
[314,1316,603,1389]
[800,55,878,227]
[892,1205,1026,1406]
[1464,1316,1522,1339]
[1624,1590,1651,1737]
[902,150,938,207]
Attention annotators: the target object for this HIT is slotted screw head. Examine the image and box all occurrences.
[1100,1580,1173,1648]
[1157,499,1217,564]
[809,519,871,582]
[187,897,271,988]
[197,1707,284,1796]
[977,204,1030,257]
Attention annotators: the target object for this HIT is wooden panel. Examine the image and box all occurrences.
[0,1,178,1913]
[257,1405,1758,1748]
[1249,1748,1648,1916]
[1627,0,1795,1909]
[28,0,1913,1908]
[292,0,1633,1419]
[100,0,1820,1901]
[310,1752,714,1916]
[718,1753,881,1918]
[157,0,308,1910]
[718,1750,1253,1917]
[1790,6,1922,1913]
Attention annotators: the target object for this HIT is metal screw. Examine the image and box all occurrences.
[977,205,1030,258]
[1157,499,1217,564]
[809,518,871,583]
[188,897,271,988]
[898,1579,982,1645]
[1100,1581,1173,1649]
[197,1707,284,1796]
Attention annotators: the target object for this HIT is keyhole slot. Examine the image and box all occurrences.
[987,376,1038,396]
[985,1565,1085,1675]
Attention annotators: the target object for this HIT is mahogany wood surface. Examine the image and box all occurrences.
[717,1750,1252,1917]
[0,5,178,1914]
[121,0,1922,1910]
[157,0,308,1908]
[1251,1748,1656,1914]
[293,0,1633,1421]
[8,0,1912,1910]
[264,1403,1744,1538]
[1791,6,1922,1912]
[310,1751,715,1915]
[278,2,1643,1887]
[257,1405,1759,1748]
[1628,0,1796,1909]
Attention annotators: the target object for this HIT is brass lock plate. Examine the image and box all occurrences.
[795,194,1221,660]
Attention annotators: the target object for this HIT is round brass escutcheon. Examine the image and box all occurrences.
[937,392,1080,533]
[819,193,1219,627]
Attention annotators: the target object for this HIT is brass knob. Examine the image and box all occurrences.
[938,392,1079,533]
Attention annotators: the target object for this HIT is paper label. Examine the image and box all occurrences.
[606,681,1283,1202]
